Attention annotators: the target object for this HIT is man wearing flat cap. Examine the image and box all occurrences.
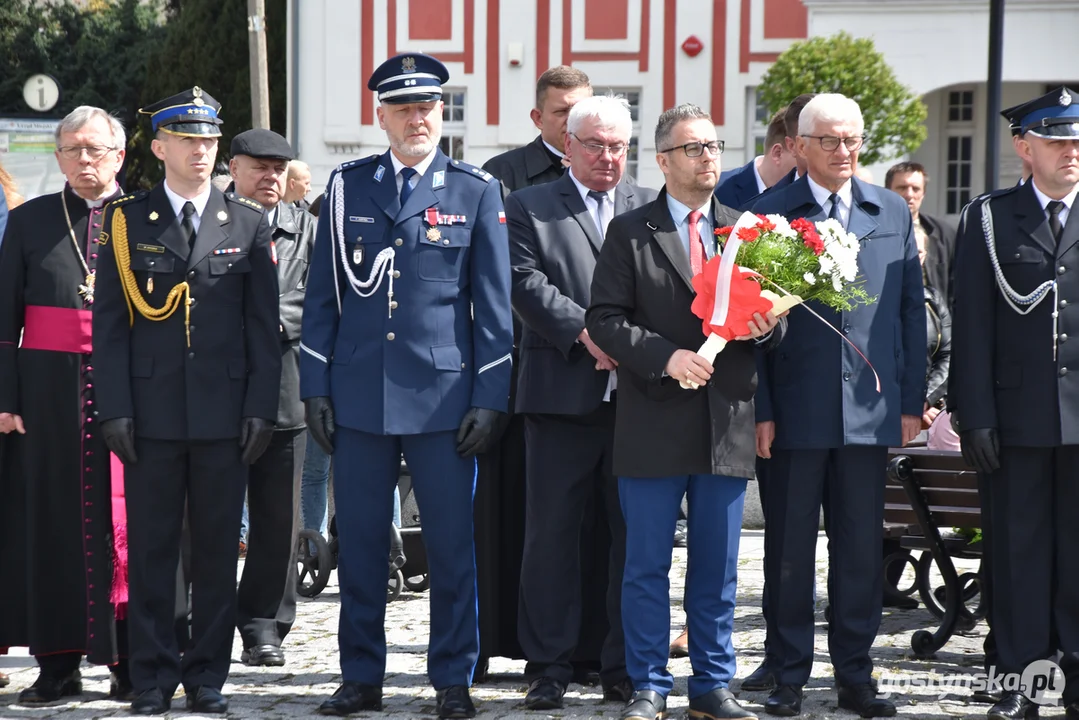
[227,128,317,669]
[300,52,513,719]
[92,87,281,715]
[950,86,1079,720]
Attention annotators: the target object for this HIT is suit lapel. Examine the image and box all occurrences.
[648,189,694,291]
[1059,207,1079,259]
[784,176,822,222]
[558,173,604,254]
[613,180,636,216]
[188,189,231,268]
[1014,182,1058,257]
[372,151,400,220]
[396,150,448,223]
[848,179,880,243]
[146,185,190,263]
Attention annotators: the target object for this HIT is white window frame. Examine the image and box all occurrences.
[440,88,466,161]
[599,87,641,180]
[944,87,975,215]
[746,87,771,162]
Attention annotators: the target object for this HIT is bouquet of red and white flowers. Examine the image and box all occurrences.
[682,210,872,389]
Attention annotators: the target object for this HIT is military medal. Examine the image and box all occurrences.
[426,227,442,243]
[425,208,442,242]
[353,245,364,265]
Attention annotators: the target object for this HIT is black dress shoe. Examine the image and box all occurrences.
[741,660,777,692]
[690,687,757,719]
[242,644,286,666]
[318,682,383,715]
[525,677,565,710]
[604,677,635,703]
[17,671,82,705]
[572,662,602,686]
[108,669,137,703]
[185,686,229,714]
[988,691,1038,720]
[764,685,802,716]
[622,689,667,720]
[436,685,476,719]
[131,688,170,715]
[882,594,919,610]
[837,683,896,718]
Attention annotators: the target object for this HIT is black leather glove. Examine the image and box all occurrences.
[101,417,137,465]
[304,396,335,455]
[455,407,508,458]
[960,428,1000,474]
[239,417,274,465]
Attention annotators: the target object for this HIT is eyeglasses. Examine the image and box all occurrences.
[57,145,118,160]
[659,140,724,157]
[570,133,629,158]
[801,135,866,152]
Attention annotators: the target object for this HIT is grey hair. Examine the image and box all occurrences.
[566,94,633,138]
[55,106,127,149]
[654,103,712,150]
[798,94,864,135]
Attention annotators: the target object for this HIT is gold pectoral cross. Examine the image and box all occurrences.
[79,272,96,303]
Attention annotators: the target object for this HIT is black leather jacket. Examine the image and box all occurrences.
[925,284,951,409]
[273,201,317,428]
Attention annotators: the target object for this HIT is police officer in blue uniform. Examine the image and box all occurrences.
[950,87,1079,720]
[300,53,513,719]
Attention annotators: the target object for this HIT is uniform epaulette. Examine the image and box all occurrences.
[338,155,381,174]
[449,158,496,184]
[107,190,148,208]
[225,192,266,213]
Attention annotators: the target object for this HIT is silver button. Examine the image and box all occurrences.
[392,270,401,278]
[1015,253,1022,259]
[1062,334,1070,343]
[843,371,852,381]
[395,238,403,246]
[1063,300,1069,308]
[1062,367,1069,377]
[188,271,195,278]
[390,300,399,310]
[443,239,450,245]
[461,363,466,369]
[386,332,396,341]
[1060,266,1067,275]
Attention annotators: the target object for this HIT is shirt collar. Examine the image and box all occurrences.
[665,192,712,228]
[751,156,767,194]
[390,148,438,179]
[567,170,615,205]
[1030,179,1077,213]
[81,182,119,209]
[805,174,853,214]
[542,138,565,159]
[163,180,212,220]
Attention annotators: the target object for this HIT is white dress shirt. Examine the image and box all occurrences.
[390,148,438,195]
[1030,179,1077,229]
[806,174,853,230]
[542,139,565,160]
[163,180,212,232]
[751,156,768,195]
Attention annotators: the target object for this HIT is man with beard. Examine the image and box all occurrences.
[93,87,280,715]
[227,128,316,667]
[0,106,131,704]
[301,52,512,719]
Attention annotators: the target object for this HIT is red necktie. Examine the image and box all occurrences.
[688,209,704,275]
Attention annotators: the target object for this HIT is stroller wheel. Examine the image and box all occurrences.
[404,573,430,593]
[387,568,405,602]
[297,529,332,598]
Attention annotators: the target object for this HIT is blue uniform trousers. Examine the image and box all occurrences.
[619,473,746,698]
[333,426,479,688]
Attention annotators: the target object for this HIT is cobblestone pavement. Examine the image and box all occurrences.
[0,531,1054,719]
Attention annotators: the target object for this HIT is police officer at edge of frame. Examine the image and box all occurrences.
[299,53,513,719]
[92,87,281,715]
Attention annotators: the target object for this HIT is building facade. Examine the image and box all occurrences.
[289,0,1079,219]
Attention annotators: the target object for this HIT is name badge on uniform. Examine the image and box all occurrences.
[349,216,375,223]
[353,245,364,265]
[136,243,165,253]
[374,165,386,183]
[432,170,445,188]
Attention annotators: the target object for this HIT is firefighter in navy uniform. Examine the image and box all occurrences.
[300,53,512,719]
[92,87,281,716]
[950,86,1079,720]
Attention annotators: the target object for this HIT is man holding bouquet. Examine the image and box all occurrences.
[587,103,785,720]
[751,93,926,718]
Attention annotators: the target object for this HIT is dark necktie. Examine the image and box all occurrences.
[181,201,197,250]
[400,167,417,206]
[587,190,610,240]
[828,193,841,221]
[1048,200,1065,243]
[688,209,704,275]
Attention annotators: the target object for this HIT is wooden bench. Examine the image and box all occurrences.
[884,447,986,657]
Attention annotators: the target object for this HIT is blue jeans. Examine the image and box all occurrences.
[300,430,402,536]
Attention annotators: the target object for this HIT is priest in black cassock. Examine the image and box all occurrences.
[0,106,131,703]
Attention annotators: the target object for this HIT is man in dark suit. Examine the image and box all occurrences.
[509,94,657,710]
[950,86,1079,720]
[93,87,281,715]
[483,65,592,195]
[588,103,784,720]
[751,93,926,718]
[715,108,794,210]
[885,162,957,306]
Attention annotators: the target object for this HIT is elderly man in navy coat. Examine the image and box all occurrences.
[300,53,513,719]
[751,93,926,718]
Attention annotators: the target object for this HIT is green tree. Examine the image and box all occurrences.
[128,0,287,188]
[758,31,927,166]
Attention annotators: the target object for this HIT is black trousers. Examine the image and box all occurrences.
[237,428,305,649]
[986,446,1079,701]
[124,438,247,695]
[518,402,627,688]
[765,446,886,688]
